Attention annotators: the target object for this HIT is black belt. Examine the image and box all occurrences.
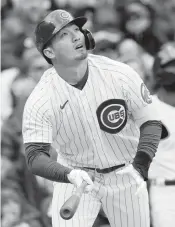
[82,164,125,174]
[165,180,175,186]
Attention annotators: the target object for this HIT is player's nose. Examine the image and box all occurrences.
[72,32,80,43]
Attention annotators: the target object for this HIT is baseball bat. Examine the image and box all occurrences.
[60,180,88,220]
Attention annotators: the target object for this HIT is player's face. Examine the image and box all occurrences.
[51,24,88,65]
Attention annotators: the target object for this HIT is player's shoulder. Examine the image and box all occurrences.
[24,68,54,110]
[30,67,55,96]
[88,54,136,78]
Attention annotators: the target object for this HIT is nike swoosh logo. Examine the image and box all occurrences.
[60,100,69,109]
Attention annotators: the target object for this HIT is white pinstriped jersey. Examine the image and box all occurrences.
[23,54,159,169]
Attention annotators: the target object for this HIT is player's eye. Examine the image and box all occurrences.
[61,32,68,38]
[75,27,80,31]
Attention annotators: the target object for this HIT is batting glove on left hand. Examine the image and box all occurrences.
[67,169,94,193]
[116,164,146,196]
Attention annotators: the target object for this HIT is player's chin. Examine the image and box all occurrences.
[74,49,88,60]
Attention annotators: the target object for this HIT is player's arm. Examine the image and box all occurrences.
[24,142,94,189]
[22,99,93,187]
[120,66,163,180]
[25,142,71,183]
[132,120,162,180]
[22,98,71,182]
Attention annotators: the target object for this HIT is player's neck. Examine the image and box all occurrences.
[54,59,88,85]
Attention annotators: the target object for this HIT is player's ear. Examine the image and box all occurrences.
[43,47,55,60]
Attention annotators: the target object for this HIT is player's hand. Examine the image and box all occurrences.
[116,164,146,196]
[67,169,94,193]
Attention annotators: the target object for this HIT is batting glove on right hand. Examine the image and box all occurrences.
[67,169,94,193]
[116,164,146,196]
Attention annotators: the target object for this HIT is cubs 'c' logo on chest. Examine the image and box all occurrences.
[96,99,127,134]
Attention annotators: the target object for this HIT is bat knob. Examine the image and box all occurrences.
[60,195,80,220]
[60,207,73,220]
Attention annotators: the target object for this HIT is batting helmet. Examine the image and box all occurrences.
[35,9,95,64]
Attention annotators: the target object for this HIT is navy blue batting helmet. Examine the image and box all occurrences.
[35,9,95,64]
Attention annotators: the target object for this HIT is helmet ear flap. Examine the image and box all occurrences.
[82,29,95,50]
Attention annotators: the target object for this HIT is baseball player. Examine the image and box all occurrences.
[148,42,175,227]
[22,9,163,227]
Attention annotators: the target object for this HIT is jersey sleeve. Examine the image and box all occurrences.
[120,65,160,127]
[22,98,53,144]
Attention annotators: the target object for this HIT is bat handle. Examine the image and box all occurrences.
[75,180,88,197]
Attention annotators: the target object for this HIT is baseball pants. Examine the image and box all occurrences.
[52,170,150,227]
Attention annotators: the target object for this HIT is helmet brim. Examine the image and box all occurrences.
[71,16,87,28]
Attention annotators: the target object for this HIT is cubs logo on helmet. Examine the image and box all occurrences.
[96,99,127,134]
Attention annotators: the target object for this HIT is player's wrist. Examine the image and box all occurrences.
[133,151,152,180]
[64,168,72,183]
[67,169,81,185]
[67,169,84,186]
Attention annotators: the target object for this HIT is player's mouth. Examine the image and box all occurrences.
[75,44,84,50]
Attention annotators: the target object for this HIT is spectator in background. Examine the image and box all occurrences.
[1,16,26,70]
[50,0,96,10]
[91,1,154,89]
[1,45,51,226]
[1,189,42,227]
[1,46,49,127]
[117,38,154,90]
[151,0,175,43]
[74,6,96,31]
[166,0,175,37]
[10,0,51,25]
[1,106,50,226]
[93,2,122,33]
[122,0,163,56]
[93,29,154,90]
[1,0,50,70]
[93,30,123,60]
[148,42,175,227]
[21,46,50,83]
[1,0,13,19]
[1,67,19,125]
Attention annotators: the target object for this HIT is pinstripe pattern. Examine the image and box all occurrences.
[23,54,159,168]
[51,170,149,227]
[22,54,157,227]
[52,182,101,227]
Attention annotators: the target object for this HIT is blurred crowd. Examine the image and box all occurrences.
[1,0,175,227]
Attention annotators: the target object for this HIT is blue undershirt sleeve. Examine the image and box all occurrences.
[25,142,71,183]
